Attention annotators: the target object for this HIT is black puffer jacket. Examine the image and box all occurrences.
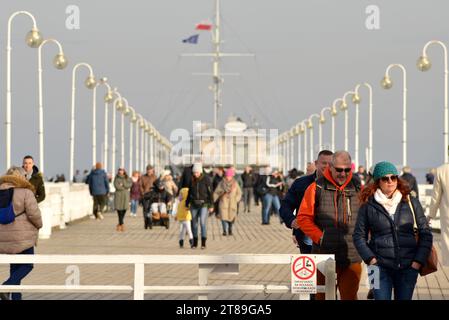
[186,174,213,208]
[353,195,433,270]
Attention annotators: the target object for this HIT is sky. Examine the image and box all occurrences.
[0,0,448,179]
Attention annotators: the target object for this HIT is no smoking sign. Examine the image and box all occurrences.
[291,255,317,294]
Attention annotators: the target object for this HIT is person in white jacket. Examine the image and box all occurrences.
[429,163,449,266]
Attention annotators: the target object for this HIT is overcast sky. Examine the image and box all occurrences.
[0,0,448,179]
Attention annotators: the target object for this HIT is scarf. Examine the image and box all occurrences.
[374,188,403,216]
[222,179,236,196]
[131,176,139,183]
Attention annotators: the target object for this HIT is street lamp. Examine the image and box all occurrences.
[119,98,130,168]
[355,82,373,169]
[296,123,305,170]
[125,106,137,173]
[98,78,116,172]
[111,93,124,176]
[149,123,155,166]
[320,107,334,151]
[417,40,448,163]
[69,63,97,182]
[6,11,44,170]
[37,39,68,174]
[290,127,296,170]
[308,114,320,162]
[301,120,308,172]
[381,63,407,167]
[341,91,356,152]
[331,98,344,151]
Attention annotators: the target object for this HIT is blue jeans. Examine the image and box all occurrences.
[190,206,208,239]
[373,265,419,300]
[222,220,233,234]
[2,247,34,300]
[262,193,281,224]
[130,199,139,214]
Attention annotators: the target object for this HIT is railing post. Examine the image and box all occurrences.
[198,264,213,300]
[134,263,145,300]
[324,258,336,300]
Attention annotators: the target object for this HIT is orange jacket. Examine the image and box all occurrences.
[296,168,354,245]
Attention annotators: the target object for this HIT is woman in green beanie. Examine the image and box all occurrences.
[353,161,433,300]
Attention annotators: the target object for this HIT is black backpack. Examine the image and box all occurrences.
[0,188,24,225]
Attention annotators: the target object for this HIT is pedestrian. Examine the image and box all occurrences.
[22,155,45,203]
[262,168,284,225]
[401,166,419,199]
[297,151,362,300]
[73,169,83,183]
[140,165,157,195]
[280,150,333,254]
[426,168,436,185]
[286,168,300,189]
[176,187,193,248]
[161,170,178,197]
[142,179,172,229]
[0,166,42,300]
[429,163,449,266]
[82,169,90,183]
[306,162,316,175]
[353,161,433,300]
[186,163,214,249]
[356,165,368,186]
[214,168,242,236]
[85,162,109,220]
[241,166,256,213]
[180,164,194,189]
[130,171,141,217]
[113,168,132,232]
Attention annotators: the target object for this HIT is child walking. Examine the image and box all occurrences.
[176,188,193,248]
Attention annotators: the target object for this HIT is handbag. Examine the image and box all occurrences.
[408,196,438,276]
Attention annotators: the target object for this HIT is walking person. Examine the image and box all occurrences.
[0,166,42,300]
[214,168,242,236]
[140,165,157,195]
[85,162,110,220]
[353,161,433,300]
[113,168,132,232]
[280,150,333,254]
[130,171,141,217]
[186,163,214,249]
[241,166,256,213]
[176,188,193,248]
[401,166,419,199]
[161,170,178,197]
[297,151,362,300]
[262,169,284,225]
[22,155,45,203]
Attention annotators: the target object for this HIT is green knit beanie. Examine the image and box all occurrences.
[373,161,399,181]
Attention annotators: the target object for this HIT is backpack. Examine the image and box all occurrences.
[0,188,24,225]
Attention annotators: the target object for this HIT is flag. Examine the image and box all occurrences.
[182,34,199,44]
[196,23,212,31]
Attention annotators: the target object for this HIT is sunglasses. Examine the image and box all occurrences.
[380,175,398,183]
[333,167,351,173]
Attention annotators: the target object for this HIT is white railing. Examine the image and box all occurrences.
[419,184,440,231]
[0,254,336,300]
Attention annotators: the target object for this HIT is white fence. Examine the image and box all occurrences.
[38,182,93,239]
[0,254,336,300]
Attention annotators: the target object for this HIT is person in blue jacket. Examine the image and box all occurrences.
[279,150,333,253]
[85,162,110,220]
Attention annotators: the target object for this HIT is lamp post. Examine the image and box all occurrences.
[354,83,373,169]
[38,39,68,174]
[136,114,144,171]
[341,91,356,152]
[149,124,155,166]
[296,123,304,170]
[320,107,334,151]
[6,11,43,170]
[98,78,116,172]
[417,40,448,163]
[111,93,124,176]
[308,114,320,161]
[126,106,137,173]
[120,98,130,169]
[69,63,96,182]
[301,120,308,172]
[290,128,295,170]
[381,63,407,167]
[331,98,343,151]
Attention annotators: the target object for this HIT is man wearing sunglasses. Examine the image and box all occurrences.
[297,151,362,300]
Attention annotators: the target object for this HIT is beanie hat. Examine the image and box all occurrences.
[192,163,203,173]
[373,161,399,181]
[225,168,235,178]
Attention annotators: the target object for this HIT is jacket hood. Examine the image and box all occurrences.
[180,187,189,200]
[91,169,106,176]
[0,175,36,193]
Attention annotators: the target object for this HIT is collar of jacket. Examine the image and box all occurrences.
[0,175,36,193]
[367,195,404,222]
[323,167,353,191]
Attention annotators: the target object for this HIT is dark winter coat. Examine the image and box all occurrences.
[353,195,433,270]
[401,173,419,199]
[241,172,256,188]
[186,174,213,208]
[28,165,45,203]
[86,169,110,196]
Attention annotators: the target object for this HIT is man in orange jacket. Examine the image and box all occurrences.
[297,151,362,300]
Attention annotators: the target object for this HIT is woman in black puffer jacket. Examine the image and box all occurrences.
[353,161,432,300]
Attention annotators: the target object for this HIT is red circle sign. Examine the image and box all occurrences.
[292,256,316,280]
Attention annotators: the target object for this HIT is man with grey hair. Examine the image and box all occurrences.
[297,151,362,300]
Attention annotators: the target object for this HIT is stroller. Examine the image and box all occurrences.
[142,179,172,229]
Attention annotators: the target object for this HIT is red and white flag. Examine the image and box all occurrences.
[196,22,213,30]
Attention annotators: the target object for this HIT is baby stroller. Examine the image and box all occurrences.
[142,179,172,229]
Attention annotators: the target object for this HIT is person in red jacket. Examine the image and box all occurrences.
[297,151,362,300]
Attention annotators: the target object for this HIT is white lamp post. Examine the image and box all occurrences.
[331,98,343,151]
[37,39,68,174]
[149,124,155,166]
[354,83,373,169]
[126,106,137,173]
[320,107,336,151]
[341,91,356,152]
[301,120,308,172]
[296,123,304,170]
[308,114,320,162]
[381,63,407,167]
[69,63,97,182]
[290,128,295,170]
[98,78,116,172]
[111,93,124,176]
[120,98,130,169]
[417,40,448,163]
[6,11,43,170]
